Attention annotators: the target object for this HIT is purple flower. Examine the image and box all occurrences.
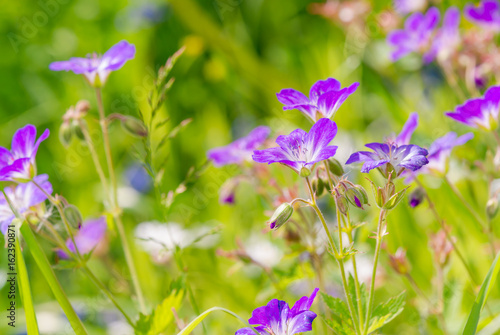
[424,7,461,63]
[207,126,270,167]
[346,143,429,177]
[445,85,500,130]
[236,288,319,335]
[387,7,440,61]
[394,112,419,146]
[465,0,500,30]
[0,174,52,235]
[393,0,426,14]
[412,132,473,177]
[49,41,136,87]
[276,78,359,121]
[0,125,50,182]
[57,217,107,259]
[252,118,338,175]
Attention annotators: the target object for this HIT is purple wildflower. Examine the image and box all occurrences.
[387,7,440,61]
[0,124,50,182]
[445,85,500,130]
[49,40,136,87]
[412,132,474,176]
[207,126,270,167]
[0,174,52,235]
[465,0,500,30]
[346,143,429,177]
[276,78,359,121]
[424,7,461,63]
[393,0,426,14]
[252,118,338,175]
[236,288,319,335]
[57,217,107,259]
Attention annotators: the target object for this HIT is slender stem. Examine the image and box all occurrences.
[42,219,134,326]
[78,120,111,206]
[363,209,387,335]
[493,131,500,148]
[305,177,360,334]
[31,180,82,260]
[415,179,478,285]
[343,212,364,332]
[20,224,88,335]
[15,233,40,335]
[95,87,147,313]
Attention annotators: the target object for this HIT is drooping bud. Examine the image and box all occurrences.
[327,158,344,177]
[408,187,425,208]
[336,194,349,215]
[63,205,83,229]
[75,100,91,114]
[59,122,73,147]
[345,185,369,209]
[121,116,148,137]
[299,167,311,178]
[71,120,86,142]
[388,248,410,275]
[487,197,499,219]
[312,178,325,197]
[268,203,294,229]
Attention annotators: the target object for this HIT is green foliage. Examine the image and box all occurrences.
[321,292,356,335]
[135,290,184,335]
[367,292,406,334]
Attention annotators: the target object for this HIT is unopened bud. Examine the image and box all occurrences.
[299,167,311,177]
[487,198,499,219]
[388,248,410,275]
[63,205,83,229]
[312,178,325,197]
[336,194,349,215]
[383,187,409,210]
[59,122,73,147]
[121,116,148,137]
[268,203,294,229]
[75,100,91,114]
[345,185,369,209]
[409,187,425,208]
[327,158,344,177]
[71,120,86,141]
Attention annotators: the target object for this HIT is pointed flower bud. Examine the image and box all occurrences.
[300,167,311,177]
[327,158,344,177]
[409,187,425,208]
[59,121,73,147]
[388,248,410,275]
[487,198,499,219]
[336,194,349,215]
[268,203,294,229]
[63,205,84,229]
[312,178,325,197]
[121,116,148,137]
[71,120,86,141]
[345,185,369,209]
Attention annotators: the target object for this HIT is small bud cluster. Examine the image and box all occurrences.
[59,100,91,147]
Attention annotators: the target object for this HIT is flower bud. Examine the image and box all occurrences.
[71,120,86,142]
[327,158,344,177]
[345,185,369,209]
[121,116,148,137]
[336,194,349,215]
[312,178,325,197]
[268,203,294,229]
[408,187,425,208]
[63,205,83,229]
[388,248,410,275]
[299,167,311,177]
[487,198,499,219]
[59,122,73,147]
[382,187,409,210]
[75,100,91,114]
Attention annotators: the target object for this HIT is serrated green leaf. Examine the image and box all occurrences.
[321,293,355,334]
[368,291,406,333]
[135,290,184,335]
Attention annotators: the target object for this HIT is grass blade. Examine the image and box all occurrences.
[463,252,500,335]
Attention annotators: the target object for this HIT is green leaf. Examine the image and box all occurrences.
[176,307,259,335]
[321,292,355,334]
[463,251,500,335]
[368,291,406,333]
[16,235,39,335]
[135,290,184,335]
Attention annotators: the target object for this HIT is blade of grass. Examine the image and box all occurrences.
[463,251,500,335]
[20,223,89,335]
[176,307,259,335]
[15,230,39,335]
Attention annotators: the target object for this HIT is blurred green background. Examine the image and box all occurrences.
[1,0,499,334]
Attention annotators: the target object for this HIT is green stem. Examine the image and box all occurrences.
[343,212,364,332]
[95,87,147,314]
[363,209,387,335]
[15,231,40,335]
[305,177,360,334]
[20,224,88,335]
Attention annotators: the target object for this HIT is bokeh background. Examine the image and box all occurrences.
[1,0,498,334]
